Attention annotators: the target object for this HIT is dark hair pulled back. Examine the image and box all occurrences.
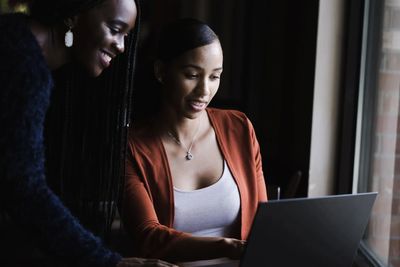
[157,17,219,62]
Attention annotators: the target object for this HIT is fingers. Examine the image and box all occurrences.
[146,259,179,267]
[137,259,177,267]
[237,239,247,252]
[118,257,179,267]
[236,240,246,254]
[225,238,247,259]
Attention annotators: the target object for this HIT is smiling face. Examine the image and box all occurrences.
[71,0,137,76]
[158,40,223,119]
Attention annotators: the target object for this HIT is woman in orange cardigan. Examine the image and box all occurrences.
[122,18,268,266]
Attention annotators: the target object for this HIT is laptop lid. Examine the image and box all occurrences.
[240,192,377,267]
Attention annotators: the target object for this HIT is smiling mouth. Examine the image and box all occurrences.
[100,50,113,68]
[189,100,208,110]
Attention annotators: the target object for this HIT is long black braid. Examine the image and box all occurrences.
[40,0,141,241]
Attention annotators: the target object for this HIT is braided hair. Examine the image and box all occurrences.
[20,0,142,241]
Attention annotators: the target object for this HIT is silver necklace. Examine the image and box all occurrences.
[167,116,202,160]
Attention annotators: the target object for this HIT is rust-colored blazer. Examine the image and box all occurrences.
[122,108,268,259]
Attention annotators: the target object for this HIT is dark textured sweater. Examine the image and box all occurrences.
[0,13,121,267]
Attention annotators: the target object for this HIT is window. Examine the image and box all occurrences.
[356,0,400,266]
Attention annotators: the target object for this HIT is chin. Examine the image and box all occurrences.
[185,111,202,120]
[87,66,103,77]
[78,58,103,77]
[93,69,103,77]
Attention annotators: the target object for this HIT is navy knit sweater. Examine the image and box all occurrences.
[0,13,122,267]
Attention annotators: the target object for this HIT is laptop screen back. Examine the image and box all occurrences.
[240,192,377,267]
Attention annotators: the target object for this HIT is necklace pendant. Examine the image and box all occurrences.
[186,151,194,160]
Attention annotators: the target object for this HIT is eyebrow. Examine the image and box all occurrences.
[182,64,223,71]
[109,19,129,29]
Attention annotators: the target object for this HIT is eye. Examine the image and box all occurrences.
[110,28,120,34]
[108,25,122,35]
[185,73,199,79]
[210,75,221,81]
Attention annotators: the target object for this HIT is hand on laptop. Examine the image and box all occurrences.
[222,238,247,260]
[117,257,178,267]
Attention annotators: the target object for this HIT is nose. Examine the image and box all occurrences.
[113,35,125,54]
[196,77,210,97]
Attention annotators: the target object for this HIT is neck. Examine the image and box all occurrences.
[29,19,71,70]
[163,108,205,143]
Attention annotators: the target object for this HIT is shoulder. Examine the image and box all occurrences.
[127,124,161,155]
[0,12,26,30]
[207,107,250,127]
[0,13,52,97]
[0,14,53,147]
[207,107,257,145]
[0,13,47,73]
[0,13,30,56]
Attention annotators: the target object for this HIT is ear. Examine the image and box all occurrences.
[64,16,78,29]
[154,60,165,83]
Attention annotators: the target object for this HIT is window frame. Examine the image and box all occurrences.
[346,0,387,267]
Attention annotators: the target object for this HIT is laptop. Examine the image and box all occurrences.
[240,192,377,267]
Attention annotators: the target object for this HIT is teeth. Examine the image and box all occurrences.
[192,102,205,107]
[102,52,112,63]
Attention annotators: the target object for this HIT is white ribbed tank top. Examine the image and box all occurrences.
[173,160,241,267]
[173,160,241,237]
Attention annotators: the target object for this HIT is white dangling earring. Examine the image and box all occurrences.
[65,26,73,48]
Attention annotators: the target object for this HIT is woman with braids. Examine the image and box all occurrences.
[0,0,176,266]
[122,18,268,266]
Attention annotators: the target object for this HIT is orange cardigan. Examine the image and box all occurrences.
[122,108,268,259]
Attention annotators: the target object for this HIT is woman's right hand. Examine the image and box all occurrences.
[117,257,179,267]
[221,238,247,259]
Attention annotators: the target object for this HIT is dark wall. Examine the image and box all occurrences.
[246,1,319,198]
[133,0,320,198]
